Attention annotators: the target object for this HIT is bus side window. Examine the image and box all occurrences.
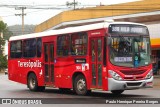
[10,42,16,58]
[37,38,42,57]
[10,41,22,58]
[57,35,70,56]
[71,32,87,55]
[23,39,36,58]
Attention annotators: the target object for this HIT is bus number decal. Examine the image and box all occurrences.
[82,63,89,71]
[76,63,89,71]
[76,66,81,71]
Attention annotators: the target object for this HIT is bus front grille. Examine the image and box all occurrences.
[123,76,144,80]
[120,70,146,75]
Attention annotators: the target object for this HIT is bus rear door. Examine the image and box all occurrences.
[44,42,55,86]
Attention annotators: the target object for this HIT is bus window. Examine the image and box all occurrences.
[23,38,36,58]
[98,39,102,61]
[37,38,42,57]
[10,40,22,58]
[71,33,87,55]
[91,40,96,61]
[57,35,70,56]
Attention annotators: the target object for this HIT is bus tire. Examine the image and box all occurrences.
[28,73,38,91]
[73,74,88,95]
[111,90,124,95]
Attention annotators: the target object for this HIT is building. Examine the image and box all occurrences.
[35,0,160,74]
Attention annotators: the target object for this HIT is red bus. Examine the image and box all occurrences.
[8,21,153,95]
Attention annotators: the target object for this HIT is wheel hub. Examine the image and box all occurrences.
[77,79,86,91]
[29,78,35,89]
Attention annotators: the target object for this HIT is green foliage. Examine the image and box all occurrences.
[0,36,5,54]
[0,55,7,71]
[0,21,9,70]
[0,21,13,40]
[0,21,7,32]
[3,28,13,40]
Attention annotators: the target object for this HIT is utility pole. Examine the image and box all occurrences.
[74,0,75,10]
[15,7,26,34]
[66,0,78,10]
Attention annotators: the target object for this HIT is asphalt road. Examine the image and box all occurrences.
[0,73,160,107]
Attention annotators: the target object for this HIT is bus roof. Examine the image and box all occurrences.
[9,22,145,41]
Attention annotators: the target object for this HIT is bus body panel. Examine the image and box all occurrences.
[8,58,44,86]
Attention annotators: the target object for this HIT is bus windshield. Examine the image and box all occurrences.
[109,35,151,67]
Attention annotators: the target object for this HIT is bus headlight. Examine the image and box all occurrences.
[145,69,153,79]
[108,70,122,81]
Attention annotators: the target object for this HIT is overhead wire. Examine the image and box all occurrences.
[1,3,160,25]
[1,3,160,9]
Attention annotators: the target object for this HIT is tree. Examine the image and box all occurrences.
[0,21,13,40]
[0,55,7,71]
[3,28,13,40]
[0,35,5,55]
[0,21,10,72]
[0,21,7,32]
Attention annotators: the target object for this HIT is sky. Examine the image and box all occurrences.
[0,0,139,26]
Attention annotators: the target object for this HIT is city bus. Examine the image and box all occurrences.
[8,21,153,95]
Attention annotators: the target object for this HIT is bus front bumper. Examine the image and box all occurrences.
[108,76,153,91]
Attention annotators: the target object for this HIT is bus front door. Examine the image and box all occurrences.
[44,43,55,85]
[90,37,103,89]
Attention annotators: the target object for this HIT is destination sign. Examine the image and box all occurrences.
[109,24,149,35]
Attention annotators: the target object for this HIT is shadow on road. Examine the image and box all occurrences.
[4,88,152,104]
[41,88,149,98]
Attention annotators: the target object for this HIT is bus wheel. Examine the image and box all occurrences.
[111,90,124,95]
[74,75,88,95]
[28,73,38,91]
